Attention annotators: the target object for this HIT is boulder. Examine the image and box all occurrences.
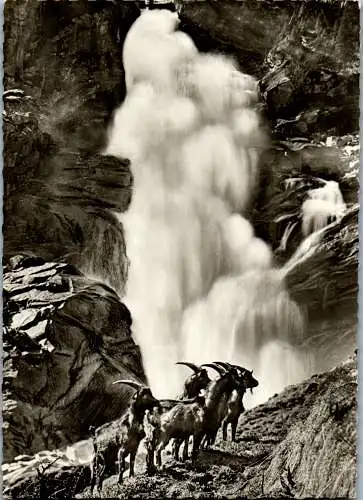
[3,256,146,463]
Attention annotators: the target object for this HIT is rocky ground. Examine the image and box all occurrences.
[3,352,357,499]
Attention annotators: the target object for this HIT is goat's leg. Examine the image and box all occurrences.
[129,450,136,477]
[117,448,126,484]
[191,432,202,462]
[95,454,105,494]
[231,420,238,442]
[155,443,162,469]
[173,438,184,461]
[200,435,207,450]
[145,440,156,475]
[202,433,210,450]
[90,458,97,494]
[98,474,105,495]
[210,429,218,446]
[173,439,179,460]
[182,437,189,461]
[156,439,168,470]
[222,420,228,441]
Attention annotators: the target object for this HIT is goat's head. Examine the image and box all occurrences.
[233,365,259,394]
[112,379,160,410]
[200,362,237,403]
[177,361,211,396]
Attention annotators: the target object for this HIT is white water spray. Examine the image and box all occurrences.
[302,180,346,237]
[105,10,312,401]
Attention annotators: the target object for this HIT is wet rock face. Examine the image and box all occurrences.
[3,92,132,291]
[179,0,359,136]
[4,0,140,152]
[3,256,146,463]
[3,1,138,289]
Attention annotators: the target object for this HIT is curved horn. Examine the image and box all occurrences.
[112,379,145,390]
[201,363,226,375]
[176,362,200,373]
[213,361,233,371]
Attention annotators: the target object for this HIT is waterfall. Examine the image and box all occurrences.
[104,10,318,401]
[301,180,346,237]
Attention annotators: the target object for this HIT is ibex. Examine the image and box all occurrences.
[176,361,211,399]
[172,361,211,460]
[199,362,242,449]
[90,379,159,493]
[214,362,258,442]
[145,393,207,470]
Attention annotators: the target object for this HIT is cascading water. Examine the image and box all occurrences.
[301,180,346,237]
[103,10,334,403]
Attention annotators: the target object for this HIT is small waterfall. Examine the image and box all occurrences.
[301,180,346,237]
[103,10,337,401]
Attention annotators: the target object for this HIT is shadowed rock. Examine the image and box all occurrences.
[3,256,146,463]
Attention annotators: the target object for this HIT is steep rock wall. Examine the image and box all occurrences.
[178,0,359,136]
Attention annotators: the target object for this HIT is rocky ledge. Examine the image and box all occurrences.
[3,254,146,463]
[3,352,356,499]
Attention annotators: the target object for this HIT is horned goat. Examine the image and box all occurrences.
[199,362,241,449]
[176,361,211,399]
[215,362,259,442]
[172,361,211,460]
[90,379,159,493]
[144,394,207,470]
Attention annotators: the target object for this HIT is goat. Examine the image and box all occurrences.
[172,361,211,460]
[199,362,241,450]
[90,379,159,494]
[145,394,207,470]
[176,361,211,399]
[215,362,259,442]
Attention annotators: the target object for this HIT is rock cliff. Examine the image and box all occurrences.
[179,0,359,137]
[3,0,139,290]
[3,255,146,463]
